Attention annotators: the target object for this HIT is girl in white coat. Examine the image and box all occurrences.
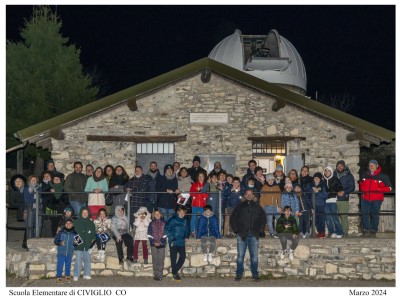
[133,206,151,263]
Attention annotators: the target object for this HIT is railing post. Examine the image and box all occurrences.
[127,190,131,232]
[26,205,32,240]
[311,191,316,238]
[35,189,40,238]
[218,190,222,235]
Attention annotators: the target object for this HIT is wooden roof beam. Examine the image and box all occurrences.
[272,98,286,112]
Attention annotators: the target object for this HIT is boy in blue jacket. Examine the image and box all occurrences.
[196,205,221,263]
[54,218,77,284]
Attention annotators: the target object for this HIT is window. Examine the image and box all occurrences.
[136,143,174,154]
[252,141,286,156]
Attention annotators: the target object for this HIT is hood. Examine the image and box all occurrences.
[134,206,150,218]
[202,210,214,218]
[323,166,334,180]
[10,174,27,191]
[78,207,91,219]
[114,205,126,219]
[368,165,382,176]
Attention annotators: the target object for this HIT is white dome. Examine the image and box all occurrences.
[208,29,307,92]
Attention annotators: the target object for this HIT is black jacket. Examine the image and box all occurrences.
[230,199,266,240]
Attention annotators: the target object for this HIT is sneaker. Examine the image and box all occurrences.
[331,233,338,238]
[144,259,148,264]
[362,230,370,237]
[279,249,286,260]
[208,253,213,262]
[65,276,71,284]
[119,259,124,265]
[73,276,79,282]
[299,233,304,238]
[270,233,279,239]
[259,231,266,238]
[234,275,242,281]
[132,259,138,263]
[172,274,181,281]
[289,249,294,261]
[304,233,309,239]
[83,276,91,280]
[203,253,208,262]
[153,277,162,281]
[336,235,343,239]
[370,231,377,238]
[88,248,93,255]
[56,278,63,285]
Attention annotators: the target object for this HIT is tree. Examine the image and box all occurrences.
[6,6,99,150]
[315,92,355,113]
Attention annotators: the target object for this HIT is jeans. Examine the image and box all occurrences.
[190,207,204,233]
[70,201,86,217]
[158,208,175,222]
[56,255,73,277]
[361,199,382,233]
[336,201,349,235]
[325,203,344,235]
[200,236,217,254]
[113,234,133,260]
[236,233,259,278]
[299,210,311,235]
[278,233,300,250]
[74,250,91,277]
[315,204,326,234]
[170,245,186,275]
[263,205,279,234]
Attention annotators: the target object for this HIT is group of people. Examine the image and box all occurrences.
[8,155,392,282]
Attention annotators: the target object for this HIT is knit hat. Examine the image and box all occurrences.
[265,173,275,181]
[369,159,379,166]
[64,207,73,214]
[313,172,323,180]
[336,160,346,167]
[193,156,201,163]
[164,164,173,173]
[276,164,284,171]
[284,181,293,189]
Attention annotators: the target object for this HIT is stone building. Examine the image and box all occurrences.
[14,29,395,233]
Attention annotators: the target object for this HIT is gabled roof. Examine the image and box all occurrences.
[13,58,394,149]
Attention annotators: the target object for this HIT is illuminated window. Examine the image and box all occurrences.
[252,141,286,156]
[136,143,175,154]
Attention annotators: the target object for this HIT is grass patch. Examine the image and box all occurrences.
[6,270,16,278]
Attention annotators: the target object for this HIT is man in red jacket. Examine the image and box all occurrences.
[359,160,392,238]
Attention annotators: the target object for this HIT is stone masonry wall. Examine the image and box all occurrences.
[50,73,361,233]
[7,238,395,281]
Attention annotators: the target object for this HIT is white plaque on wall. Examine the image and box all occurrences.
[190,113,229,124]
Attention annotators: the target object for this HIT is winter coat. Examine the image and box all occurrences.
[110,205,130,239]
[359,166,392,201]
[148,218,167,248]
[190,181,208,208]
[196,211,221,239]
[85,176,108,206]
[9,174,26,209]
[203,182,220,213]
[145,171,161,205]
[230,199,266,240]
[45,185,70,213]
[73,208,96,251]
[156,174,178,209]
[223,186,244,209]
[54,227,77,256]
[323,168,343,202]
[165,213,190,247]
[280,191,300,215]
[188,166,206,182]
[299,175,313,192]
[109,173,129,189]
[177,175,193,192]
[276,214,299,235]
[93,217,112,234]
[64,172,88,203]
[125,175,148,208]
[259,183,281,207]
[241,168,255,187]
[108,186,128,213]
[23,183,41,207]
[305,181,328,206]
[333,167,355,202]
[133,207,151,240]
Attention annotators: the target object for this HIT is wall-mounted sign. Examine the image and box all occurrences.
[190,113,229,124]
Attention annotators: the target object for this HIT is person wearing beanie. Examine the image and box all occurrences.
[280,181,300,220]
[323,166,344,238]
[41,159,64,181]
[359,159,392,238]
[306,172,328,238]
[54,218,77,284]
[259,173,281,238]
[196,205,221,262]
[57,207,76,233]
[188,155,206,182]
[274,164,286,191]
[156,164,178,222]
[333,160,355,237]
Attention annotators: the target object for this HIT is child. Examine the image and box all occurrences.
[54,219,77,284]
[166,205,190,281]
[196,205,221,262]
[91,208,112,262]
[148,209,167,281]
[133,206,151,263]
[57,207,75,233]
[280,181,300,221]
[276,206,300,261]
[111,205,134,265]
[203,173,220,217]
[306,172,328,238]
[73,207,96,281]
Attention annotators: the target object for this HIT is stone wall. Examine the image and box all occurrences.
[7,238,395,281]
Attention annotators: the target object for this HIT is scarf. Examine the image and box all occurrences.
[50,182,64,200]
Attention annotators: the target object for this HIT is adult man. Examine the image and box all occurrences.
[188,156,206,182]
[85,164,94,178]
[64,161,88,216]
[230,189,266,281]
[359,159,392,238]
[173,162,181,177]
[274,164,286,191]
[208,161,226,177]
[241,159,257,187]
[124,166,148,225]
[42,159,64,180]
[156,164,179,221]
[333,160,355,237]
[145,161,161,213]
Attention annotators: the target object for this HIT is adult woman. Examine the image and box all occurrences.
[85,167,108,220]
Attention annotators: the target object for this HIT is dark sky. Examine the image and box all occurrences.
[6,5,395,131]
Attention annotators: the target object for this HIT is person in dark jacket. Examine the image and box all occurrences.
[54,218,77,285]
[196,205,221,263]
[64,161,88,217]
[323,166,344,238]
[145,161,161,213]
[276,206,300,261]
[359,159,392,238]
[156,164,179,222]
[223,177,244,236]
[230,189,266,281]
[299,166,313,192]
[9,174,27,222]
[188,155,206,183]
[241,159,257,187]
[165,206,190,281]
[73,207,96,281]
[125,166,148,225]
[148,209,167,281]
[208,161,226,177]
[41,159,64,180]
[333,160,355,237]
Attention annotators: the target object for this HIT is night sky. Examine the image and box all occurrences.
[6,5,395,131]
